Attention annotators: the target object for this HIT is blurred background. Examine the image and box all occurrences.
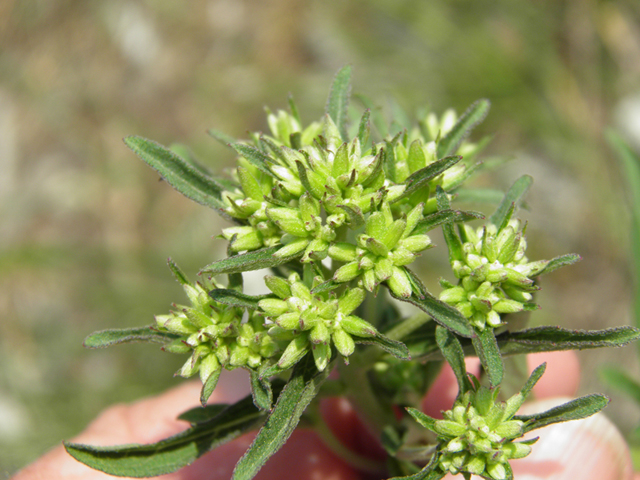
[2,0,640,475]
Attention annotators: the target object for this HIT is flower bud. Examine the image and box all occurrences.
[388,267,413,298]
[332,328,356,357]
[328,242,357,262]
[264,275,292,298]
[334,261,361,283]
[340,315,377,338]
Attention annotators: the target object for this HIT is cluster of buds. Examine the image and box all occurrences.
[329,202,431,297]
[439,220,546,330]
[420,385,533,479]
[258,273,379,371]
[156,278,279,385]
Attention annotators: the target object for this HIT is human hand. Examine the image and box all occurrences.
[11,351,636,480]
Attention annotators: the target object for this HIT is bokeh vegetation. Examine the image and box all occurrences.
[2,0,640,474]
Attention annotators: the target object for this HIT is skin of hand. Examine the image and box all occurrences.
[11,351,637,480]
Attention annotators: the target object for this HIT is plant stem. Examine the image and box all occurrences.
[307,404,387,475]
[337,359,395,440]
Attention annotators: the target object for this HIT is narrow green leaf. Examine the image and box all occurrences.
[496,326,640,356]
[64,392,268,477]
[472,328,503,386]
[600,366,640,405]
[338,204,365,228]
[208,128,237,147]
[383,132,402,181]
[200,369,222,406]
[83,326,180,349]
[232,354,329,480]
[208,289,271,309]
[287,94,302,126]
[521,363,547,399]
[436,187,463,262]
[488,175,533,229]
[436,326,472,393]
[389,289,473,338]
[537,253,581,276]
[310,279,340,295]
[391,156,462,204]
[200,246,303,275]
[326,66,352,142]
[177,404,229,424]
[167,257,191,286]
[124,136,228,210]
[231,143,276,178]
[355,333,410,360]
[414,209,484,235]
[406,407,437,431]
[518,394,609,433]
[437,99,490,159]
[250,369,273,411]
[357,109,371,148]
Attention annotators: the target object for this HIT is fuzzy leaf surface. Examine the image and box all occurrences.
[472,328,503,386]
[392,156,461,204]
[208,289,271,309]
[64,392,268,477]
[124,136,227,210]
[390,288,473,338]
[414,209,484,235]
[83,326,180,349]
[437,99,490,158]
[488,175,532,228]
[355,333,410,360]
[436,326,472,393]
[326,65,352,141]
[200,246,303,275]
[518,394,609,433]
[537,253,581,276]
[232,354,329,480]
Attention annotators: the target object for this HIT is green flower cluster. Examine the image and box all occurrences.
[258,273,378,371]
[156,278,279,385]
[329,202,431,297]
[439,220,546,330]
[413,384,533,479]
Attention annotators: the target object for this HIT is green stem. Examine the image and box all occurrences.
[307,403,387,474]
[337,360,396,440]
[384,313,431,341]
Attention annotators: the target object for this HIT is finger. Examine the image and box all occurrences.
[12,370,359,480]
[527,350,580,399]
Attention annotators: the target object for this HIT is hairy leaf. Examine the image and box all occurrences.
[208,128,237,148]
[392,156,461,204]
[200,246,303,275]
[355,333,410,360]
[124,136,228,211]
[389,288,473,338]
[472,328,503,386]
[167,257,191,286]
[436,186,463,262]
[83,326,180,349]
[414,209,484,235]
[436,326,471,393]
[64,392,268,477]
[488,175,533,229]
[437,99,490,159]
[232,354,329,480]
[250,370,273,411]
[177,404,229,424]
[208,289,271,309]
[231,143,275,178]
[200,369,222,406]
[326,65,352,142]
[537,253,581,276]
[518,394,609,433]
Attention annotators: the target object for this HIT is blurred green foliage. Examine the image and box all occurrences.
[1,0,640,474]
